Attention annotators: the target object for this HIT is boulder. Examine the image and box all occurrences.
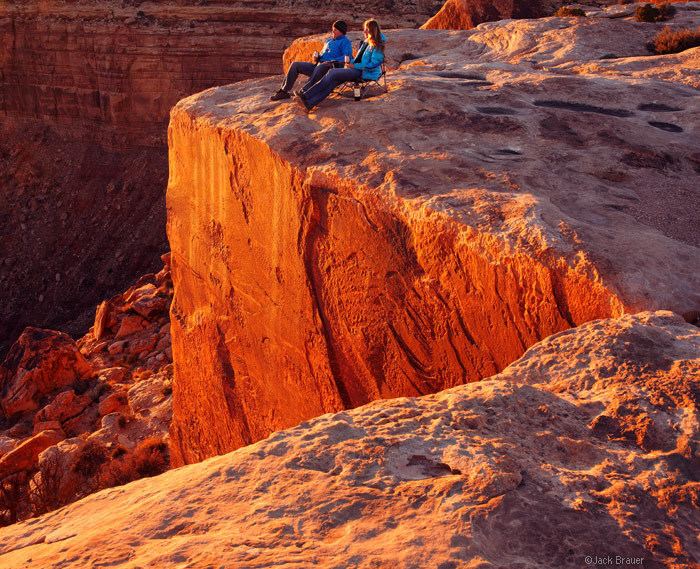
[93,300,116,341]
[0,429,64,479]
[422,0,555,30]
[115,314,148,339]
[98,391,129,416]
[0,328,94,417]
[34,390,92,427]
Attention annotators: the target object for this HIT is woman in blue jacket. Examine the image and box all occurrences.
[297,19,385,111]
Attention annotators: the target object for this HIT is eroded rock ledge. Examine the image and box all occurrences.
[167,8,700,464]
[0,311,697,567]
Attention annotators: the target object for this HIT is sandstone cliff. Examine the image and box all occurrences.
[0,311,696,567]
[0,0,438,355]
[167,5,700,465]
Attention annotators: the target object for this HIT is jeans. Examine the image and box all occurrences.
[281,61,316,92]
[299,62,336,94]
[303,67,362,108]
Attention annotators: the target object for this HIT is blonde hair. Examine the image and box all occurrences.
[363,19,384,51]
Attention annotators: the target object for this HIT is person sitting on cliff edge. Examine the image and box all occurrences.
[296,19,385,112]
[270,20,353,101]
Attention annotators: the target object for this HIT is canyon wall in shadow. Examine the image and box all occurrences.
[0,0,440,355]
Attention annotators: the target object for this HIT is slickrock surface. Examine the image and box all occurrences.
[0,0,438,356]
[0,311,697,568]
[0,257,174,525]
[168,6,700,464]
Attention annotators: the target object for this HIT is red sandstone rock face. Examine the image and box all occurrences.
[420,0,622,29]
[0,311,696,567]
[0,0,440,356]
[0,329,94,417]
[423,0,547,29]
[0,430,64,480]
[167,9,700,465]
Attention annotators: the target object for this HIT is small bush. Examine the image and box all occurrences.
[73,440,109,479]
[652,26,700,54]
[554,6,586,17]
[635,3,676,22]
[101,437,169,487]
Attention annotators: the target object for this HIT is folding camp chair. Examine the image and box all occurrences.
[338,63,388,100]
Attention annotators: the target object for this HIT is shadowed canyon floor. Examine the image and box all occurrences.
[167,5,700,463]
[0,311,697,568]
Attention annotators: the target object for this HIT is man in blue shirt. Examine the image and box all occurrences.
[270,20,353,101]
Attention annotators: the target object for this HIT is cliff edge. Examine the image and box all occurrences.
[167,7,700,464]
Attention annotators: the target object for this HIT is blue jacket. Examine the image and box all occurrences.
[319,35,353,63]
[352,35,386,81]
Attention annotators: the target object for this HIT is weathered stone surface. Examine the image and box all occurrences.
[0,328,94,417]
[167,8,700,464]
[0,311,696,568]
[34,391,92,428]
[0,430,64,480]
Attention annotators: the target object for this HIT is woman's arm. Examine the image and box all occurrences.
[361,48,384,71]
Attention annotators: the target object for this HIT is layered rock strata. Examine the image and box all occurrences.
[168,6,700,465]
[0,0,438,355]
[0,311,697,567]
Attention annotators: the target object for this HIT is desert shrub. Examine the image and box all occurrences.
[554,6,586,17]
[635,3,676,22]
[652,26,700,54]
[101,437,170,488]
[30,453,77,515]
[0,472,31,526]
[131,437,170,478]
[73,440,109,479]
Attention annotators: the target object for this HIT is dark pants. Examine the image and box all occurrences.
[281,61,336,93]
[303,67,362,108]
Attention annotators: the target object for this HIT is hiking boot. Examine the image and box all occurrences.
[270,89,291,101]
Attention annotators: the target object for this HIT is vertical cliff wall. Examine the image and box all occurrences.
[167,16,699,465]
[167,105,623,466]
[0,0,438,355]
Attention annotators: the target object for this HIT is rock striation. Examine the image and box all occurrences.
[167,6,700,464]
[0,311,696,567]
[0,0,438,356]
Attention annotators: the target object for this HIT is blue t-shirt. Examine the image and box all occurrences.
[319,35,353,62]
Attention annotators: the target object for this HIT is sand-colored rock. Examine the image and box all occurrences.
[167,7,700,464]
[0,311,696,567]
[0,328,94,417]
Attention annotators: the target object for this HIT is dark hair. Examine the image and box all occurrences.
[333,20,348,35]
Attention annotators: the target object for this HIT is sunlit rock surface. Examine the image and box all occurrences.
[0,311,697,568]
[167,7,700,464]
